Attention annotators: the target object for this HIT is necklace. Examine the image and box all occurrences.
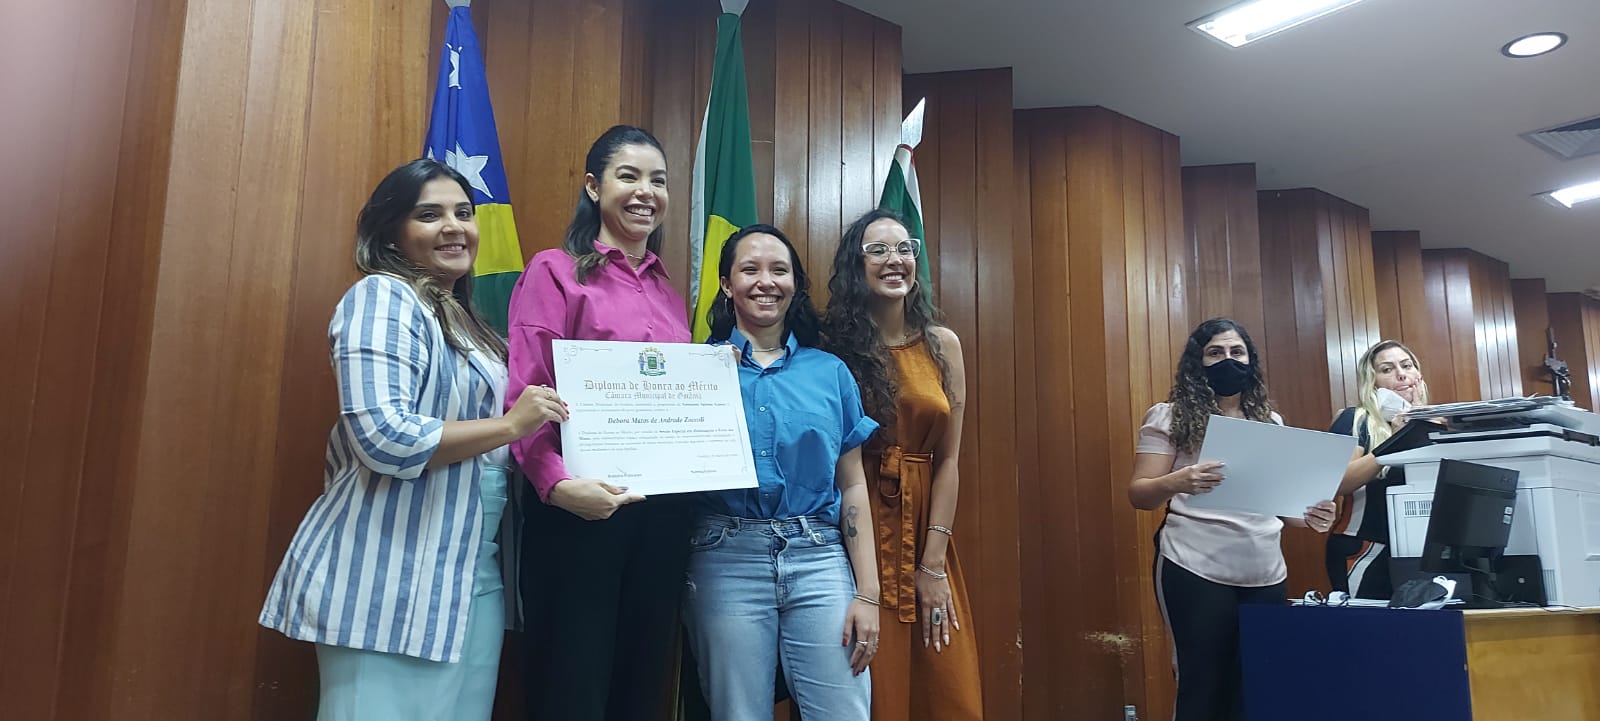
[750,344,784,353]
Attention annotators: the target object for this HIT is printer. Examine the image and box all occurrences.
[1378,398,1600,607]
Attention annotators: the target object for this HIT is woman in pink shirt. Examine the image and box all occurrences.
[505,125,692,721]
[1128,318,1338,721]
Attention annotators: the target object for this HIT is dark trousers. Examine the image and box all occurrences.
[1325,534,1393,600]
[1155,556,1287,721]
[521,494,694,721]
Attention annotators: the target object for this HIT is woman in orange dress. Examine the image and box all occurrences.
[821,209,983,721]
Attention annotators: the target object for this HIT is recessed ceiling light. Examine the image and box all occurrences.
[1187,0,1369,48]
[1502,32,1568,58]
[1539,179,1600,209]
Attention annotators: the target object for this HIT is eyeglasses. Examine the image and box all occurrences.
[861,239,922,259]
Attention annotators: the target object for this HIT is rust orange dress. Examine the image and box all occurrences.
[864,339,983,721]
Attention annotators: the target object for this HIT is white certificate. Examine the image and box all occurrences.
[1183,415,1356,518]
[552,339,757,496]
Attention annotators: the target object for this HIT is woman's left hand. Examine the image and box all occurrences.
[842,598,880,675]
[917,568,958,652]
[1303,499,1338,533]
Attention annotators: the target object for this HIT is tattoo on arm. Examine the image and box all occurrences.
[846,504,859,541]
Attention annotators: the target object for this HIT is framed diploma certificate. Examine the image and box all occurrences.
[551,339,758,495]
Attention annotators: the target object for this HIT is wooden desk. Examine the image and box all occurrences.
[1463,606,1600,720]
[1239,604,1600,721]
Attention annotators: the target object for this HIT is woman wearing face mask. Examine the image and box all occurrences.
[505,125,691,721]
[685,224,882,720]
[1325,340,1430,599]
[1128,318,1338,721]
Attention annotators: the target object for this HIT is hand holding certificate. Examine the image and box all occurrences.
[1184,415,1355,518]
[553,339,757,496]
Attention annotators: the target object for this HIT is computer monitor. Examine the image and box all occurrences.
[1419,458,1519,605]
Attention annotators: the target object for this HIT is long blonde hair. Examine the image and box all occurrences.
[1353,340,1428,447]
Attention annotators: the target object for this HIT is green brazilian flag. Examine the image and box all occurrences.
[689,0,759,342]
[879,98,930,295]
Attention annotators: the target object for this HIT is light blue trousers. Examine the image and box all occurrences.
[313,465,510,721]
[682,514,871,721]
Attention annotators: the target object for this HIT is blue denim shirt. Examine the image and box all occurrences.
[701,328,878,525]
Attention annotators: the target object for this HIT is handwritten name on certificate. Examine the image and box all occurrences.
[552,339,757,496]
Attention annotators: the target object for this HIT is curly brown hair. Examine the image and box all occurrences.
[1167,318,1275,453]
[821,209,949,431]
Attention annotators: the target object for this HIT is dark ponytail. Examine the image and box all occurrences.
[563,125,668,283]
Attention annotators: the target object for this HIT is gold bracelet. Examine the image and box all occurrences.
[917,564,949,580]
[853,593,881,606]
[927,524,953,538]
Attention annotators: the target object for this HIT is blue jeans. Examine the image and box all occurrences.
[683,514,871,721]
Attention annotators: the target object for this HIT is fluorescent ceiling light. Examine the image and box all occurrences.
[1540,180,1600,209]
[1501,32,1568,58]
[1188,0,1369,48]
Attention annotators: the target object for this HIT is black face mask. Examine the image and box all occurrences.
[1205,357,1254,397]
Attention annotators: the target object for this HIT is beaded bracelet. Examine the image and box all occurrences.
[927,524,953,538]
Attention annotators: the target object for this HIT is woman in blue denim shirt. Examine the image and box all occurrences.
[683,224,884,721]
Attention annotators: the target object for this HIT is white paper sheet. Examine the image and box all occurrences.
[553,339,757,495]
[1183,415,1356,518]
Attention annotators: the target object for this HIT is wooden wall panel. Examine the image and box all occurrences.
[1547,294,1588,409]
[1014,106,1187,721]
[103,0,440,717]
[459,0,653,268]
[1182,164,1264,335]
[0,1,663,719]
[1512,279,1555,396]
[55,1,187,718]
[903,67,1022,721]
[1548,293,1600,412]
[1588,300,1600,412]
[1010,118,1047,721]
[0,0,181,717]
[1256,188,1381,596]
[1369,230,1432,349]
[1420,249,1524,402]
[1257,189,1381,423]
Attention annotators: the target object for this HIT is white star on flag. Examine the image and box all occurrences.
[448,45,461,89]
[445,143,493,199]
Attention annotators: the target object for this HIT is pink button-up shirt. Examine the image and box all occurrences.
[506,242,691,502]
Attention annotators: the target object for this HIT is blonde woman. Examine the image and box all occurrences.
[1326,339,1429,599]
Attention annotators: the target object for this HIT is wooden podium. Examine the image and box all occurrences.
[1239,604,1600,720]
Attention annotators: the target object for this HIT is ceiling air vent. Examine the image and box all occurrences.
[1523,114,1600,161]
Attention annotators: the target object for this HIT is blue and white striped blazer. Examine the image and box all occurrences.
[260,274,504,663]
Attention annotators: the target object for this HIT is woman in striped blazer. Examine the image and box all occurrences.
[260,159,567,721]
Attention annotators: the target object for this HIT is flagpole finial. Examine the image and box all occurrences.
[720,0,750,16]
[444,0,470,8]
[901,98,927,149]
